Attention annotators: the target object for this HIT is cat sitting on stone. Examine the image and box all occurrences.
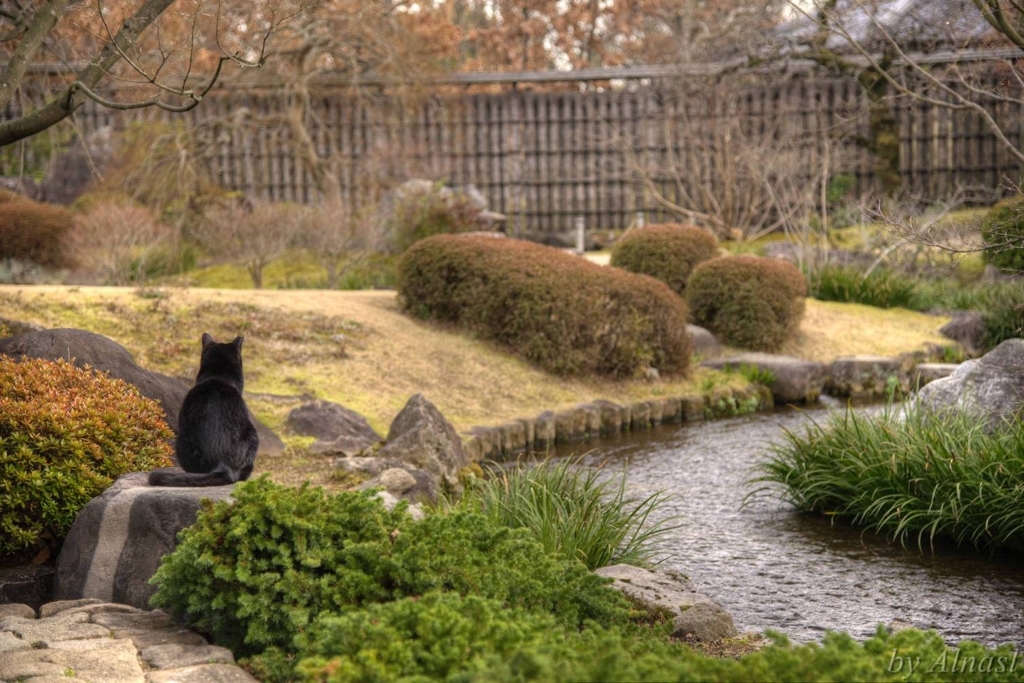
[149,333,259,487]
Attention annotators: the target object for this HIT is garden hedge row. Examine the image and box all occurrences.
[397,235,693,378]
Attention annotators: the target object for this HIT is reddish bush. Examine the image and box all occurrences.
[610,223,720,296]
[686,255,806,352]
[0,357,174,555]
[0,195,75,269]
[397,235,693,378]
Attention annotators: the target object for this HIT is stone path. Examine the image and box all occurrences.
[0,599,256,683]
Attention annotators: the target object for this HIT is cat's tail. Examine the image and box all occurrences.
[148,466,237,488]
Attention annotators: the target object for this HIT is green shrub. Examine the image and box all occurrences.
[981,195,1024,273]
[755,402,1024,551]
[397,235,692,378]
[294,592,565,682]
[389,183,482,253]
[0,357,173,555]
[0,195,75,269]
[810,264,921,309]
[977,283,1024,352]
[610,223,719,296]
[464,458,678,569]
[687,255,806,352]
[294,603,1022,683]
[150,478,628,658]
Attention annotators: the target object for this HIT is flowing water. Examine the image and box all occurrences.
[553,403,1024,648]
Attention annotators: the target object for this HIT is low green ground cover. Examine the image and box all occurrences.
[755,403,1024,552]
[151,477,1021,682]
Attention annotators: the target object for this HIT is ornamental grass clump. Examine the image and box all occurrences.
[754,402,1024,551]
[610,223,720,296]
[810,264,921,310]
[687,255,806,352]
[0,357,173,555]
[397,235,692,378]
[465,458,679,570]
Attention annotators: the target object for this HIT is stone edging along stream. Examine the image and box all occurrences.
[461,345,961,463]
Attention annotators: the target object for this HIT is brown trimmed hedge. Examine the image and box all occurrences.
[0,193,75,269]
[686,255,807,352]
[610,223,719,296]
[397,235,693,378]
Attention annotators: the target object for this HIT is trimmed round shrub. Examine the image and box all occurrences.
[0,194,75,269]
[0,357,174,555]
[397,235,693,378]
[610,223,719,295]
[687,255,807,352]
[981,195,1024,273]
[150,478,628,658]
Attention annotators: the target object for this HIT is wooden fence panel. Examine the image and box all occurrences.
[3,71,1023,234]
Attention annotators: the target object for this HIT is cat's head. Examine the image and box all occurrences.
[197,333,246,386]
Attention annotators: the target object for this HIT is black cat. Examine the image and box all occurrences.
[148,333,259,487]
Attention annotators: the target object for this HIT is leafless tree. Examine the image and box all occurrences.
[620,78,843,262]
[296,201,384,288]
[788,1,1024,268]
[73,200,169,285]
[200,199,302,288]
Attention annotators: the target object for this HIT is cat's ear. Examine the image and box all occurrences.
[232,336,244,350]
[201,332,215,347]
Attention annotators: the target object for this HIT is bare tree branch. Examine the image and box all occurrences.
[0,0,73,112]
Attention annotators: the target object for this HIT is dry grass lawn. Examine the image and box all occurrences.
[0,284,953,486]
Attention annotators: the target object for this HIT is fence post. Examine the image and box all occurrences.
[575,216,585,254]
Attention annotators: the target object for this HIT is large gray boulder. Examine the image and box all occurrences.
[286,400,383,456]
[687,324,723,359]
[54,473,235,610]
[0,328,284,456]
[595,564,738,641]
[375,393,469,495]
[939,311,986,357]
[702,353,828,404]
[916,339,1024,428]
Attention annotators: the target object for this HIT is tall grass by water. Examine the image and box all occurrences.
[465,458,680,570]
[754,403,1024,552]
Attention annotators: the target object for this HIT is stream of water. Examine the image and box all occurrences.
[553,403,1024,648]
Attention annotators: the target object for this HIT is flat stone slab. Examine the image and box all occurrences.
[0,603,36,620]
[0,635,144,683]
[702,353,827,404]
[596,564,738,641]
[827,355,907,399]
[911,362,959,388]
[141,643,236,669]
[146,663,260,682]
[1,601,257,681]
